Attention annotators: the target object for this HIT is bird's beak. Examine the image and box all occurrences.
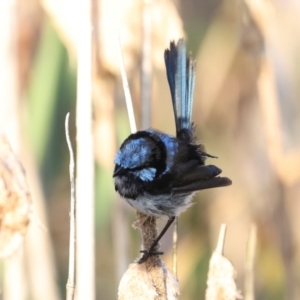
[113,165,126,177]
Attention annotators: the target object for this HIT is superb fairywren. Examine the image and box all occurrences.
[113,39,232,263]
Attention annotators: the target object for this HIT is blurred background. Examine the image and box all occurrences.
[0,0,300,299]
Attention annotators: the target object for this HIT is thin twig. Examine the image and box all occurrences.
[117,29,137,133]
[65,113,76,300]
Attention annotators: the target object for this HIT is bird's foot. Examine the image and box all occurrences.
[138,249,164,264]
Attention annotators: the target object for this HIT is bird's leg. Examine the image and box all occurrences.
[138,216,176,264]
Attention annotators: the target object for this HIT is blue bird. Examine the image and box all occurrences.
[113,39,232,263]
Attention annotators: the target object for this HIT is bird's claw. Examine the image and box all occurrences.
[138,249,164,264]
[139,250,164,254]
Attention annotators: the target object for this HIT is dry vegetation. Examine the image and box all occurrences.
[0,0,299,299]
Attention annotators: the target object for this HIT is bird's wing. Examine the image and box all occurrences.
[172,177,232,194]
[172,164,232,194]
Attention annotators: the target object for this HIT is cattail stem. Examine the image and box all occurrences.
[134,212,168,299]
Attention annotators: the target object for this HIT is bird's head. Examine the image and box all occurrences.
[113,131,166,182]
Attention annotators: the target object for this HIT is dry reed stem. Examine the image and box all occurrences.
[65,113,76,300]
[75,0,95,298]
[117,29,137,133]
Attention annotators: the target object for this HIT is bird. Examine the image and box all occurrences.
[113,39,232,263]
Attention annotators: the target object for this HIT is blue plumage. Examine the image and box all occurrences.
[114,137,152,169]
[113,40,231,263]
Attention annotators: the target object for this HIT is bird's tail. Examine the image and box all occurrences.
[164,39,196,140]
